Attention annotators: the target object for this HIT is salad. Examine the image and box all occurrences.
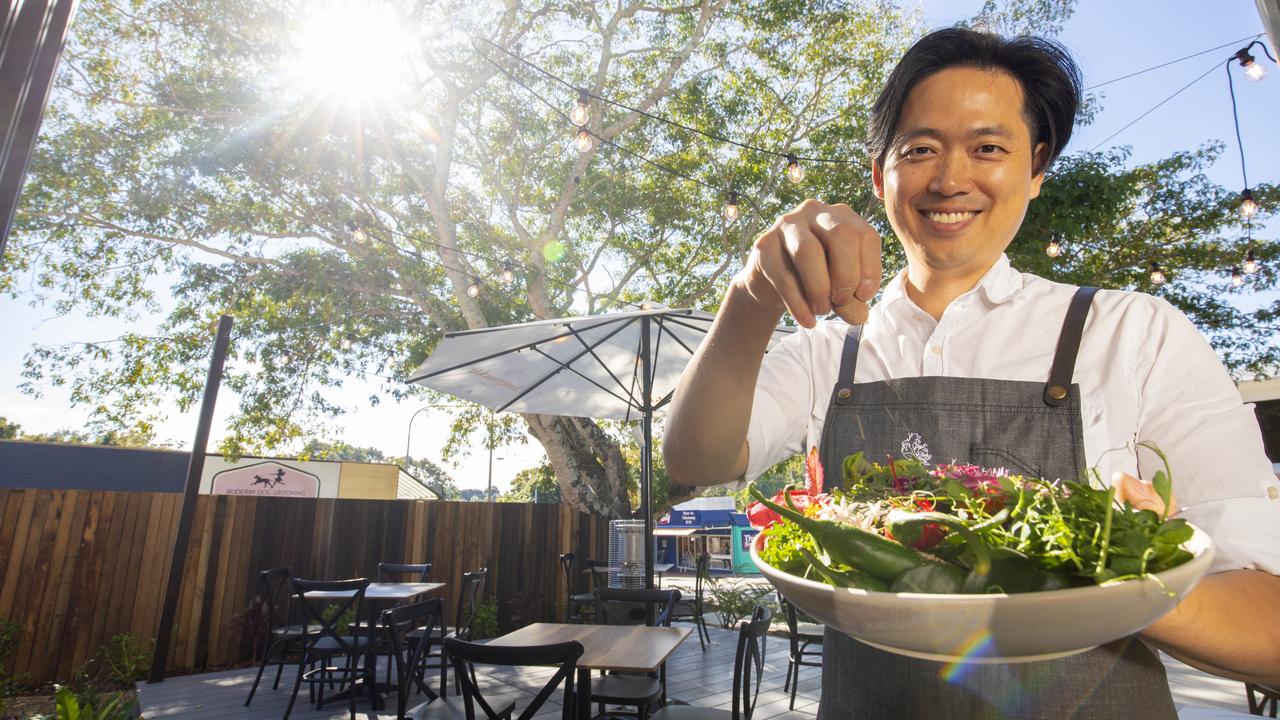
[749,444,1194,594]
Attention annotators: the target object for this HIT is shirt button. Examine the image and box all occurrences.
[1269,486,1279,500]
[931,345,943,355]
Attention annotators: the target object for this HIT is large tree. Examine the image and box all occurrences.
[5,0,1276,517]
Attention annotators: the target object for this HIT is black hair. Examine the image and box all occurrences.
[867,27,1083,174]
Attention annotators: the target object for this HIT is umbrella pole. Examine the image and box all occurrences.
[639,318,655,592]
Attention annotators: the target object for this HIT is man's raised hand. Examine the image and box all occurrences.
[736,199,883,327]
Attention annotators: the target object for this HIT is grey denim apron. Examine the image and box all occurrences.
[815,287,1178,719]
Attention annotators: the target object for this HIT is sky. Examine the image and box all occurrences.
[1,0,1278,495]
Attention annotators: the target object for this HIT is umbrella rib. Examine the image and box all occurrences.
[564,325,645,410]
[494,317,641,413]
[406,323,610,383]
[529,345,638,409]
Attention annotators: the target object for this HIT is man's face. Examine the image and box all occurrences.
[872,67,1047,282]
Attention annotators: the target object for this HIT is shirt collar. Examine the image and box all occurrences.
[876,253,1023,311]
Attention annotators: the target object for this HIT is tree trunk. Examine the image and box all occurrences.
[523,413,631,518]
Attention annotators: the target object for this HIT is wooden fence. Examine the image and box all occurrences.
[0,489,609,684]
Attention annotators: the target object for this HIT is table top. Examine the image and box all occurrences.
[305,581,445,601]
[489,622,690,673]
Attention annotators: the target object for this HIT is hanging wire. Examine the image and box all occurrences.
[475,37,848,165]
[1083,34,1262,91]
[1088,58,1224,151]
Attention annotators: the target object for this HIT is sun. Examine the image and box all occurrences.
[288,3,412,108]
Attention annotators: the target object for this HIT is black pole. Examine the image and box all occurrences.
[639,317,655,591]
[147,315,233,684]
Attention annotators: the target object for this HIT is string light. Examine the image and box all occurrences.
[1244,248,1259,275]
[1240,188,1259,218]
[574,126,593,153]
[1045,238,1062,258]
[1236,47,1267,82]
[1231,267,1244,287]
[723,190,740,221]
[571,89,590,125]
[340,337,352,350]
[1149,261,1166,285]
[785,154,805,184]
[346,221,368,244]
[501,263,515,284]
[466,282,481,298]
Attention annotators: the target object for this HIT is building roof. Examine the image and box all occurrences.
[0,439,188,492]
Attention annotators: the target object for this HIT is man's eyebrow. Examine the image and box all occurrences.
[895,125,1016,144]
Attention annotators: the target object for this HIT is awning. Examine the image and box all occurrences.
[653,527,699,537]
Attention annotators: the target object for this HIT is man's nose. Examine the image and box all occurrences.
[928,151,975,196]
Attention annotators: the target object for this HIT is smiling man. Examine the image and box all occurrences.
[664,27,1280,719]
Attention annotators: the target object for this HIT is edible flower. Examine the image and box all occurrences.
[747,447,827,529]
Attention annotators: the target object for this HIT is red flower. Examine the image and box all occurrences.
[933,463,1008,513]
[747,447,828,529]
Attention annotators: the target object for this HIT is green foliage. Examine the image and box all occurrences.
[229,596,270,661]
[471,599,499,640]
[0,417,20,439]
[298,439,460,499]
[320,605,356,638]
[97,634,151,687]
[0,617,21,716]
[44,684,135,720]
[501,462,560,504]
[705,579,776,630]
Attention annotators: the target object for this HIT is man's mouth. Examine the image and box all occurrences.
[921,210,979,225]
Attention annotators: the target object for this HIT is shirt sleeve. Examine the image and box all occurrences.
[1133,296,1280,574]
[744,328,814,482]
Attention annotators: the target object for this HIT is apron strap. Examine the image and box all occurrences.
[830,324,863,405]
[1044,286,1099,407]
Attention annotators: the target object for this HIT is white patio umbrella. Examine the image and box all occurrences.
[407,304,795,587]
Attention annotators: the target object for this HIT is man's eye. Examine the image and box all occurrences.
[977,144,1003,154]
[907,146,933,156]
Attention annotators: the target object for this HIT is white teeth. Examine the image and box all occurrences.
[925,211,977,224]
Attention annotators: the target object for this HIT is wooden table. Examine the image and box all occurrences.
[303,581,446,709]
[489,622,691,718]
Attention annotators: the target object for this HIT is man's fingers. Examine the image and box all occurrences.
[758,238,816,328]
[1112,471,1175,515]
[833,299,870,326]
[856,223,883,302]
[812,208,862,310]
[780,222,831,317]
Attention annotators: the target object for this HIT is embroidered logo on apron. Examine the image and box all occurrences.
[900,432,932,465]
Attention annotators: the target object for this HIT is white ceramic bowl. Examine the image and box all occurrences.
[751,524,1214,663]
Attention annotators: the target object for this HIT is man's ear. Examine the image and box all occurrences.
[872,158,885,200]
[1029,142,1049,199]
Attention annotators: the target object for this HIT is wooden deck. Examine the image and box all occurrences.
[136,625,1254,719]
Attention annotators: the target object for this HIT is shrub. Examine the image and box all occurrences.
[471,599,499,639]
[705,580,775,629]
[39,684,135,720]
[229,595,271,661]
[97,633,151,687]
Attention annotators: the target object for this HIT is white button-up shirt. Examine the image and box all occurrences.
[746,254,1280,574]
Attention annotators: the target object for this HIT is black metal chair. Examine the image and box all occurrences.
[414,567,488,697]
[649,605,772,720]
[380,562,433,583]
[283,577,375,720]
[669,553,711,650]
[1247,682,1279,716]
[561,553,596,623]
[245,566,313,706]
[780,597,823,710]
[445,636,584,720]
[590,587,681,719]
[382,597,445,720]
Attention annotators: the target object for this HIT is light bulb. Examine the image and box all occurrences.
[501,264,515,284]
[574,126,593,153]
[723,190,740,221]
[1045,239,1061,258]
[1231,267,1244,287]
[279,354,291,365]
[571,90,590,126]
[1244,249,1259,274]
[1149,262,1165,286]
[785,154,805,184]
[1240,188,1259,218]
[1237,49,1266,82]
[466,282,480,298]
[340,337,352,350]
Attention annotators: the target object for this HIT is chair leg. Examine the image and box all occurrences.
[783,661,792,692]
[696,616,707,650]
[282,652,308,720]
[789,663,799,710]
[244,639,275,706]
